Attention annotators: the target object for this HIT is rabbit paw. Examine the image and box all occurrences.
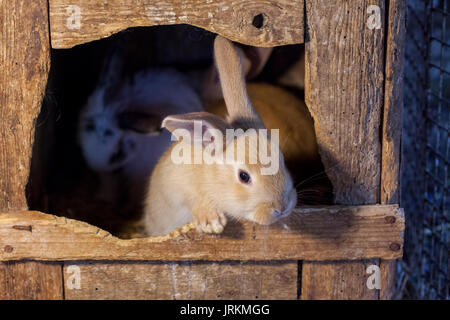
[193,208,227,234]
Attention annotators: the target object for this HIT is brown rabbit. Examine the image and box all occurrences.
[143,36,297,236]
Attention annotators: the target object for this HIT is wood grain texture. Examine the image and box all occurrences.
[0,0,64,300]
[380,0,405,207]
[63,261,297,299]
[0,261,63,300]
[304,0,385,205]
[300,260,379,300]
[302,0,386,300]
[380,0,406,300]
[0,0,50,211]
[49,0,304,48]
[0,206,404,262]
[380,257,397,300]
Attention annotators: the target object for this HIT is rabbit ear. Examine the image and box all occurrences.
[213,36,264,129]
[98,41,125,88]
[242,46,273,79]
[162,112,231,148]
[201,45,272,103]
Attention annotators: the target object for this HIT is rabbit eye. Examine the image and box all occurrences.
[85,122,96,132]
[239,170,251,184]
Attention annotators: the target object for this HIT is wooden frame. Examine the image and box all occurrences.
[49,0,304,48]
[0,0,406,300]
[1,206,404,261]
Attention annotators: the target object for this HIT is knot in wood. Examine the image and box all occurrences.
[389,242,401,251]
[384,216,396,224]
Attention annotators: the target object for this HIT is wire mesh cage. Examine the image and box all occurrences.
[400,0,449,299]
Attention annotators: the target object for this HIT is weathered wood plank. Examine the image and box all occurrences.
[300,260,379,300]
[0,261,63,300]
[62,261,297,299]
[0,0,64,300]
[304,0,385,205]
[49,0,304,48]
[380,0,406,300]
[380,257,397,300]
[0,205,404,261]
[0,0,50,211]
[302,0,386,300]
[380,0,405,208]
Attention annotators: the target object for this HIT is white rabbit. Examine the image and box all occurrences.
[78,65,203,212]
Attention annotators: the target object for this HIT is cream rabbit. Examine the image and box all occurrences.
[202,46,332,205]
[144,36,297,236]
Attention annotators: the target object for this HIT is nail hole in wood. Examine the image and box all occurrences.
[384,216,396,224]
[12,225,32,232]
[252,13,264,29]
[389,243,401,251]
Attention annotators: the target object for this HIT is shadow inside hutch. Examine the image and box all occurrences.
[26,25,332,239]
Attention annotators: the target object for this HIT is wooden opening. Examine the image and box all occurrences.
[3,28,404,263]
[1,0,404,271]
[0,0,406,300]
